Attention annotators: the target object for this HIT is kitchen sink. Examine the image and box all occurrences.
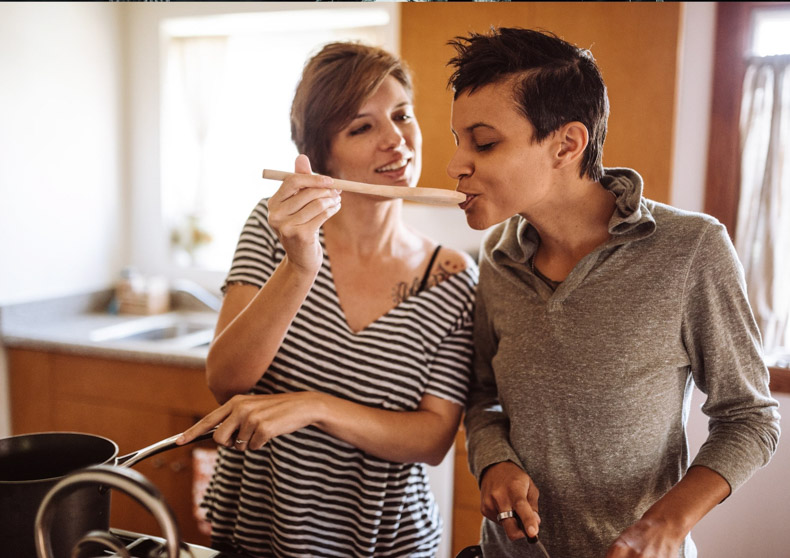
[88,313,216,350]
[108,322,208,342]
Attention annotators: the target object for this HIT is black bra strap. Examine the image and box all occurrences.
[418,245,442,292]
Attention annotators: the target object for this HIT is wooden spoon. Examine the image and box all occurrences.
[262,169,465,206]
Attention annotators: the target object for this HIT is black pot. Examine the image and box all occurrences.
[0,429,214,558]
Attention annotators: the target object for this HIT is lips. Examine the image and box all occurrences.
[458,192,478,211]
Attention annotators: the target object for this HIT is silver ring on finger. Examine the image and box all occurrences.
[496,510,515,522]
[235,439,248,446]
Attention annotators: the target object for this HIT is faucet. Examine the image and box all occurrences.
[171,279,222,312]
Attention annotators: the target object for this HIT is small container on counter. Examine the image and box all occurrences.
[115,268,171,315]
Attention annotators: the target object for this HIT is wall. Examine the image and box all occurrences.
[0,3,125,305]
[671,2,715,213]
[401,2,681,205]
[0,3,124,436]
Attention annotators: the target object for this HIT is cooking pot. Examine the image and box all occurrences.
[0,428,215,558]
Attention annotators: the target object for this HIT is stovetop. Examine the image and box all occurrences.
[108,528,248,558]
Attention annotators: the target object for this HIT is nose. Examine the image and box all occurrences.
[380,120,406,150]
[446,147,472,182]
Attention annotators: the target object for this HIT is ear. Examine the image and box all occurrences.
[553,122,589,170]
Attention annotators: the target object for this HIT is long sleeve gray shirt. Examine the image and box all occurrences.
[465,168,780,558]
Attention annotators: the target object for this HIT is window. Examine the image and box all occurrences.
[160,7,397,271]
[749,8,790,57]
[735,7,790,355]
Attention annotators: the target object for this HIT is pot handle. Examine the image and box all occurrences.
[69,530,131,558]
[34,465,187,558]
[116,426,218,468]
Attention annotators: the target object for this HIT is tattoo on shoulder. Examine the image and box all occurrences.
[391,259,464,304]
[392,277,422,304]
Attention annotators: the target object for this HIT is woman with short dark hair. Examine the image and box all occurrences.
[447,27,780,558]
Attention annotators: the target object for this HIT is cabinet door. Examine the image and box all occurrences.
[452,425,484,555]
[8,348,55,433]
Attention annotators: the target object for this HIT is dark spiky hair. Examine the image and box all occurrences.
[447,27,609,181]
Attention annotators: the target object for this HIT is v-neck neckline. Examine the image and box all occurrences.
[318,229,451,336]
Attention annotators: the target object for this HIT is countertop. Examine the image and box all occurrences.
[0,289,214,368]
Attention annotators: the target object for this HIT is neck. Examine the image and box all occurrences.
[322,193,405,257]
[527,178,615,277]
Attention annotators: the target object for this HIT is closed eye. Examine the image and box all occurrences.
[476,142,495,152]
[350,123,371,136]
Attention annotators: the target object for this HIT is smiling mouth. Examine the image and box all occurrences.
[375,158,409,173]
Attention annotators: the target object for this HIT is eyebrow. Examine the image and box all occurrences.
[451,122,496,138]
[466,123,495,133]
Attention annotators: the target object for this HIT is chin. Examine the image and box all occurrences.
[463,211,490,231]
[464,207,509,231]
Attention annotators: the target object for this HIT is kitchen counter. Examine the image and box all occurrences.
[0,289,215,368]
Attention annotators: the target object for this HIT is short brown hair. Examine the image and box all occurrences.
[290,42,414,175]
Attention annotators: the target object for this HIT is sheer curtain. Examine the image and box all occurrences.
[162,36,228,266]
[736,55,790,354]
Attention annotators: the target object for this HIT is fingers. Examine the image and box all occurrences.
[497,514,521,541]
[514,500,540,539]
[517,482,541,538]
[271,153,336,203]
[230,421,256,451]
[271,192,341,231]
[294,153,312,175]
[268,156,341,268]
[271,172,335,203]
[496,508,540,541]
[175,406,232,445]
[480,461,541,542]
[178,393,314,454]
[175,395,251,448]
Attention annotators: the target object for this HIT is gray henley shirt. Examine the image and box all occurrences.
[465,167,781,558]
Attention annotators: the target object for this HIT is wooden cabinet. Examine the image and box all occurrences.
[8,348,218,546]
[452,424,483,556]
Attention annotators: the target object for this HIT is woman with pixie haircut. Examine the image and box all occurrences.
[178,42,477,557]
[447,27,780,558]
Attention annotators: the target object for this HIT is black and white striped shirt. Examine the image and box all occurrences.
[203,199,477,557]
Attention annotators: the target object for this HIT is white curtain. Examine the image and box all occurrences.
[171,36,228,216]
[736,55,790,354]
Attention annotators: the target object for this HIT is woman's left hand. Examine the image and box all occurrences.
[176,392,324,451]
[604,517,684,558]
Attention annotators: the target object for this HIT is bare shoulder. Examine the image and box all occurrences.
[438,246,475,271]
[429,246,476,286]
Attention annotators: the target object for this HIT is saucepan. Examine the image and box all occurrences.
[0,428,216,558]
[456,541,552,558]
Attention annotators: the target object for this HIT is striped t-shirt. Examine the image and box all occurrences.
[203,199,477,557]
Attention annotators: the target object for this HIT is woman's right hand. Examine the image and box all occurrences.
[267,154,341,274]
[480,461,541,542]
